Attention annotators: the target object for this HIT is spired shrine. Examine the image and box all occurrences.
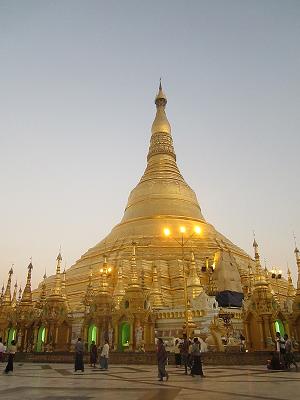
[1,84,300,354]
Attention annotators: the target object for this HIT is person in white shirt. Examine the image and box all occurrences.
[100,339,109,370]
[4,340,17,374]
[173,339,181,368]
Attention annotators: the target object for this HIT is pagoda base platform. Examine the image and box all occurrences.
[10,350,294,365]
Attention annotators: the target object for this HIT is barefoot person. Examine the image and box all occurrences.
[190,337,205,377]
[90,340,97,368]
[4,340,17,374]
[284,334,298,370]
[173,339,181,368]
[74,338,84,372]
[100,339,109,370]
[157,338,169,382]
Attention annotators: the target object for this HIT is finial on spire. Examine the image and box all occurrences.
[252,231,258,248]
[155,79,167,106]
[252,233,260,263]
[52,250,63,296]
[3,267,14,305]
[18,286,22,302]
[293,232,299,256]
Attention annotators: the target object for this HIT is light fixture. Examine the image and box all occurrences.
[163,228,171,237]
[180,226,186,234]
[194,226,201,234]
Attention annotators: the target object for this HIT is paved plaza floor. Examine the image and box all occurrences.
[0,362,299,400]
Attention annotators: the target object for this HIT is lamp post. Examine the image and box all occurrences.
[163,225,201,338]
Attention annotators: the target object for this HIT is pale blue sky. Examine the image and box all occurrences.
[0,0,299,288]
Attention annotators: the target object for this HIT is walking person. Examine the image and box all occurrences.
[275,332,285,365]
[284,334,298,370]
[0,338,4,363]
[190,337,205,377]
[173,339,181,368]
[74,338,84,372]
[4,340,17,374]
[100,339,109,370]
[157,338,169,382]
[89,340,97,368]
[180,334,189,375]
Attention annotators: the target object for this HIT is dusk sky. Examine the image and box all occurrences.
[0,0,299,289]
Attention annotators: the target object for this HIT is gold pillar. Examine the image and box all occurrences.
[23,328,28,352]
[257,319,264,350]
[129,321,134,351]
[245,322,251,350]
[33,326,39,351]
[113,323,118,351]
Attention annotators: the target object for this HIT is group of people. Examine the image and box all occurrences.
[156,334,205,382]
[0,337,17,374]
[267,332,298,370]
[74,338,110,372]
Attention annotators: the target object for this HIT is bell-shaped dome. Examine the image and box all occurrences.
[121,82,204,223]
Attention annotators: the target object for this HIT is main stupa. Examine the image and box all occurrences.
[5,83,297,354]
[47,82,249,312]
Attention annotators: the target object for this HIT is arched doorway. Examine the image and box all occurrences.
[7,327,16,345]
[88,324,97,348]
[119,322,130,351]
[274,319,285,336]
[36,326,45,352]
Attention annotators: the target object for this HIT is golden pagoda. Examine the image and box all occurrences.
[1,84,299,353]
[35,82,251,350]
[48,83,249,307]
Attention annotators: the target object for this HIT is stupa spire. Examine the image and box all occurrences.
[84,266,94,306]
[11,281,18,307]
[287,266,294,297]
[0,284,4,304]
[150,263,164,308]
[129,242,140,287]
[21,261,33,303]
[54,250,62,295]
[2,267,13,306]
[294,237,300,294]
[113,265,126,309]
[253,233,260,264]
[119,83,204,224]
[18,286,22,302]
[99,255,109,294]
[40,272,47,303]
[150,79,172,136]
[251,238,267,287]
[187,252,203,298]
[62,267,67,299]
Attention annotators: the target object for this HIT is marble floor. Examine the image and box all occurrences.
[0,362,299,400]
